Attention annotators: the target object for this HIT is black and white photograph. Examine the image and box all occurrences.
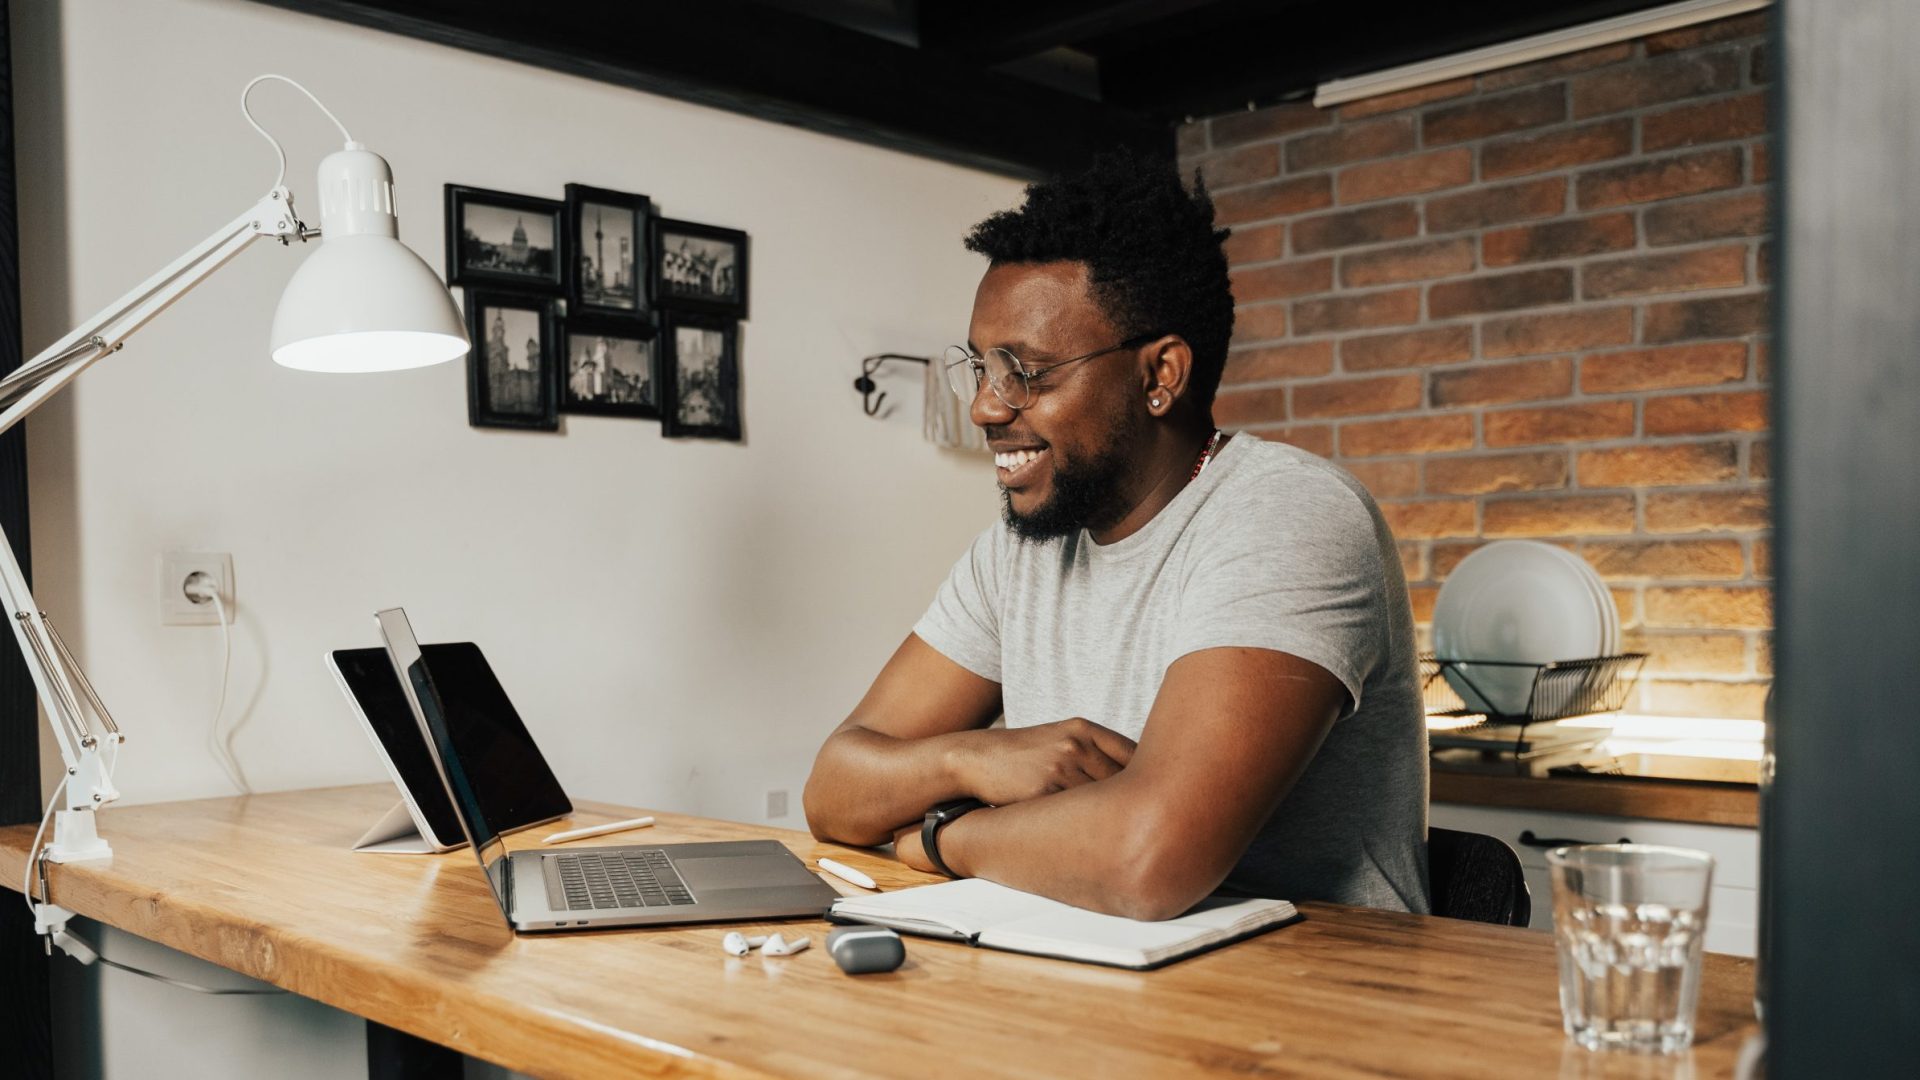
[566,184,652,318]
[562,319,658,419]
[445,185,564,292]
[465,291,559,430]
[661,312,741,440]
[653,219,749,317]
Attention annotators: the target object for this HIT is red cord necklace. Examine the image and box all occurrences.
[1190,429,1224,481]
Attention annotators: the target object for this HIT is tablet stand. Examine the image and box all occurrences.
[352,799,456,855]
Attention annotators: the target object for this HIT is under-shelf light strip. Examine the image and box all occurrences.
[1313,0,1771,108]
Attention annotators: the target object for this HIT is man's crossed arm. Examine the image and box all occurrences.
[802,634,1346,921]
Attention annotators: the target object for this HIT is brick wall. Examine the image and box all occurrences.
[1177,12,1773,719]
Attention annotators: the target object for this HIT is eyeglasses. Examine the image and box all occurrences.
[943,333,1159,410]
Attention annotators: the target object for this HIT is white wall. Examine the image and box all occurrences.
[16,0,1015,816]
[13,1,1020,1075]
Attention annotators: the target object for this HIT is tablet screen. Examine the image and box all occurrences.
[331,643,571,845]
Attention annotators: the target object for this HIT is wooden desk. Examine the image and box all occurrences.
[0,785,1758,1079]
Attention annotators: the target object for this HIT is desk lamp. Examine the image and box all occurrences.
[1,74,467,867]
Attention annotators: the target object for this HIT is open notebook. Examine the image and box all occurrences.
[828,878,1299,970]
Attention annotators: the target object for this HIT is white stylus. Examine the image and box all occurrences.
[817,857,878,890]
[540,816,657,845]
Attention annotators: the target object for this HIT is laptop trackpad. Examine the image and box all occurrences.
[676,855,815,891]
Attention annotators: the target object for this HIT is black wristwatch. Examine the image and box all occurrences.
[921,798,986,878]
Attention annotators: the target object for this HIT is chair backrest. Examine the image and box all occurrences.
[1428,827,1531,927]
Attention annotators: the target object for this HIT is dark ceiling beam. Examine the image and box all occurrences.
[245,0,1168,179]
[917,0,1221,64]
[1098,0,1676,120]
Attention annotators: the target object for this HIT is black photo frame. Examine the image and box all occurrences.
[652,218,749,317]
[660,312,742,441]
[465,290,560,431]
[565,184,652,319]
[445,185,564,292]
[561,317,660,419]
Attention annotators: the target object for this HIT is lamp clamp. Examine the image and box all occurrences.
[32,842,78,953]
[247,186,305,243]
[33,902,74,940]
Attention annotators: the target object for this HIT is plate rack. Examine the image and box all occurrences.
[1422,653,1648,771]
[1421,653,1647,725]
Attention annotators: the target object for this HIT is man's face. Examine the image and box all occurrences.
[966,261,1145,541]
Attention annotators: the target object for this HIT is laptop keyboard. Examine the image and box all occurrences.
[555,850,695,911]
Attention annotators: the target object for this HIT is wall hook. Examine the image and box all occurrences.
[854,353,930,417]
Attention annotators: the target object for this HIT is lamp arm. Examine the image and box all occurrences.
[0,187,304,431]
[0,186,305,863]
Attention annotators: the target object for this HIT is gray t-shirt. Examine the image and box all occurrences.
[913,434,1430,913]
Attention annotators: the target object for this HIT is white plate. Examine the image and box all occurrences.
[1545,545,1619,710]
[1546,545,1617,655]
[1432,541,1610,716]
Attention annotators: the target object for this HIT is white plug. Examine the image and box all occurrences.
[159,552,233,626]
[183,571,218,604]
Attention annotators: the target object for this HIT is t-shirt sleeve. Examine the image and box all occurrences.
[1171,468,1387,718]
[911,526,1005,683]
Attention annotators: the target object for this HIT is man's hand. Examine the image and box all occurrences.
[954,717,1137,807]
[804,635,1006,847]
[886,717,1133,876]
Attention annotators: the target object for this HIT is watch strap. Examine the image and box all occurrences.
[921,798,985,878]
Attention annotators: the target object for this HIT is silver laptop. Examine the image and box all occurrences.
[376,608,839,932]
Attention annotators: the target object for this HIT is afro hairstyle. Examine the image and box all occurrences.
[963,147,1235,410]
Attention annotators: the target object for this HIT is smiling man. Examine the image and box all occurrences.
[803,152,1429,919]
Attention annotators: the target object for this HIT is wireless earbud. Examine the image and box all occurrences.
[762,933,811,957]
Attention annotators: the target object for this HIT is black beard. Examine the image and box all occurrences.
[1001,437,1135,542]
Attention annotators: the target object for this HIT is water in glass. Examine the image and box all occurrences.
[1549,844,1714,1054]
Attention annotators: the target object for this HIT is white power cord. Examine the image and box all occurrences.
[240,74,356,191]
[46,929,284,996]
[21,774,69,924]
[203,588,250,795]
[22,656,280,996]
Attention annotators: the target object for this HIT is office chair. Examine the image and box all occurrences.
[1428,827,1531,927]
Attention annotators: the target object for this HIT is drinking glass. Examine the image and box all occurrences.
[1548,844,1715,1053]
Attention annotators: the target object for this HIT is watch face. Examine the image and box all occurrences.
[931,798,983,821]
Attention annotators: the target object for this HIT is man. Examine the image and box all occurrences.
[803,152,1428,919]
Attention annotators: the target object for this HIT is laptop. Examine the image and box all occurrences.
[375,607,839,932]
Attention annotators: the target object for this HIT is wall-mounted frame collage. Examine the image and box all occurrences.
[446,183,748,440]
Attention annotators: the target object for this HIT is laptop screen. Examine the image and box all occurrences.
[376,608,511,919]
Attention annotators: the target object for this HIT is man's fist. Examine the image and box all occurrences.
[952,717,1137,807]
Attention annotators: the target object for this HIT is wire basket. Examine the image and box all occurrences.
[1420,653,1647,725]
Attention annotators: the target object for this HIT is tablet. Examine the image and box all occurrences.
[328,643,572,851]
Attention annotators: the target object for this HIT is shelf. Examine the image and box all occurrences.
[1430,768,1758,829]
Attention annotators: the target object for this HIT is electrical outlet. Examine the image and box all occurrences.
[766,789,789,819]
[159,552,234,626]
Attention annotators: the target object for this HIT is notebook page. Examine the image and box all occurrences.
[980,896,1296,967]
[829,878,1068,938]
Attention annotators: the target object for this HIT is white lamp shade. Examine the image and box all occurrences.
[269,145,467,372]
[270,234,469,372]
